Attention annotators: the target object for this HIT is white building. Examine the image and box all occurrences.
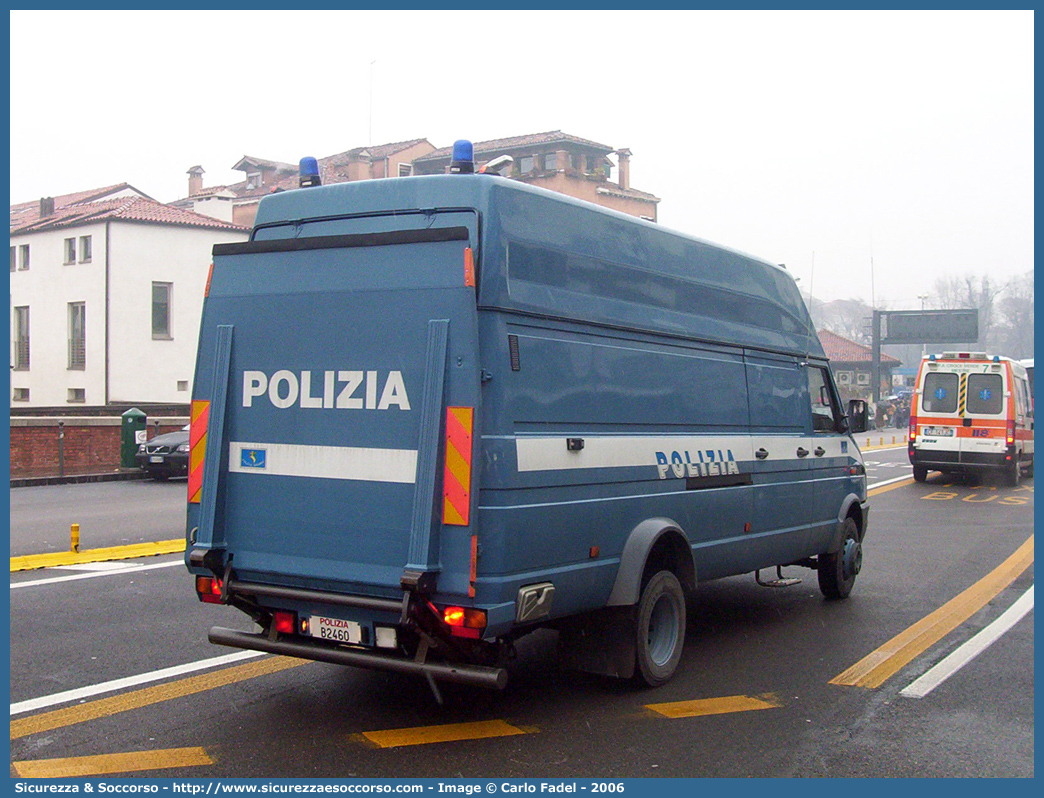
[10,184,249,410]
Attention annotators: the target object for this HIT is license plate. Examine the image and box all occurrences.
[310,615,362,644]
[922,426,955,437]
[149,456,165,463]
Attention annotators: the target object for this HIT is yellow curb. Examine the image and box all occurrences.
[11,539,186,572]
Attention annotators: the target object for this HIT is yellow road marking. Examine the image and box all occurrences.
[11,656,305,740]
[831,534,1034,689]
[12,747,213,778]
[11,539,186,572]
[645,693,782,719]
[868,478,914,497]
[362,719,529,749]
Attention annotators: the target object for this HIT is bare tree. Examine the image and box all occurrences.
[993,271,1034,358]
[930,274,1006,349]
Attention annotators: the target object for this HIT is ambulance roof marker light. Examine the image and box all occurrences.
[299,157,321,188]
[450,140,475,174]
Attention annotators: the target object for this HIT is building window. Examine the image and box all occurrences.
[544,153,557,171]
[398,163,413,177]
[19,244,29,270]
[177,380,189,392]
[13,306,29,370]
[68,388,85,403]
[152,282,172,339]
[64,237,76,264]
[68,302,86,370]
[519,156,534,174]
[79,235,92,262]
[10,246,15,272]
[246,172,262,190]
[12,387,29,402]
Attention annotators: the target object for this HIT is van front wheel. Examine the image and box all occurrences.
[818,519,861,600]
[634,570,686,687]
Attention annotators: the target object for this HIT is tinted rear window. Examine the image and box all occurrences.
[967,374,1004,415]
[922,373,959,413]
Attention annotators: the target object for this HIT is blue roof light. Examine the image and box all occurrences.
[299,156,321,188]
[450,139,475,174]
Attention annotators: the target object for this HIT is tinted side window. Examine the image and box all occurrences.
[746,356,807,433]
[922,373,958,413]
[966,374,1004,415]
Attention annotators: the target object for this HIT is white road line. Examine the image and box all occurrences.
[900,585,1034,699]
[11,558,184,589]
[868,473,915,490]
[9,649,265,716]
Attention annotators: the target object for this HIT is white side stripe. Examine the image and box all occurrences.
[228,441,417,484]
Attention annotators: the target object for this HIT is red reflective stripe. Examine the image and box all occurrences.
[442,407,473,526]
[188,400,209,504]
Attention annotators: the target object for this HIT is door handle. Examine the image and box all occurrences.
[755,448,769,460]
[814,446,826,457]
[796,447,809,458]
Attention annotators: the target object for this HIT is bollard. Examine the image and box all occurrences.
[71,523,80,553]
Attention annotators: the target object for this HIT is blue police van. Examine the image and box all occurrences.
[186,142,870,695]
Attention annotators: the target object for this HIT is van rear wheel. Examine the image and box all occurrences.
[912,465,928,483]
[634,570,686,687]
[1006,456,1021,487]
[818,518,861,600]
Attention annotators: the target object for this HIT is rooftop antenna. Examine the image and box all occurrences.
[368,59,376,146]
[805,250,816,358]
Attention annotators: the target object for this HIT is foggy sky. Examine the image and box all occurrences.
[9,10,1034,307]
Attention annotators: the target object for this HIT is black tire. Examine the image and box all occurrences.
[1025,458,1034,479]
[1006,456,1021,487]
[818,518,862,600]
[634,570,686,687]
[913,465,928,483]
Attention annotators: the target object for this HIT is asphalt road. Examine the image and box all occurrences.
[9,447,1034,778]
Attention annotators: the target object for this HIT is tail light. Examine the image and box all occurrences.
[439,605,487,639]
[196,575,224,604]
[1006,420,1016,446]
[272,610,297,635]
[909,414,917,443]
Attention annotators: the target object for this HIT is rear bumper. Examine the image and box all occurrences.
[909,447,1011,472]
[208,626,508,690]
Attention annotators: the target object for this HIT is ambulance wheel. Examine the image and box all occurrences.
[818,518,861,600]
[634,570,686,687]
[912,465,928,483]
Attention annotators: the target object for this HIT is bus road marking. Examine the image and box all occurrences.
[901,584,1034,699]
[360,719,530,749]
[830,534,1033,689]
[12,747,213,778]
[645,693,782,718]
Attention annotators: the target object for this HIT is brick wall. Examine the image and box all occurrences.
[10,417,187,479]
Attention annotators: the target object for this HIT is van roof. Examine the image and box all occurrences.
[253,176,821,359]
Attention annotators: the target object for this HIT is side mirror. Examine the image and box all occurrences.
[847,399,869,434]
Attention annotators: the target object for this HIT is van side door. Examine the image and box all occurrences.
[805,363,851,550]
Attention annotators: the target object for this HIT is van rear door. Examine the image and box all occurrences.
[189,220,480,598]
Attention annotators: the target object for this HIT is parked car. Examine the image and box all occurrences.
[136,425,190,480]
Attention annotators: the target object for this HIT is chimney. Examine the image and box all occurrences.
[187,165,205,197]
[616,148,632,191]
[39,197,55,216]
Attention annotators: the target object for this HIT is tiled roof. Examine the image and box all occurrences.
[818,329,901,365]
[414,131,615,162]
[11,194,248,234]
[323,138,431,166]
[10,183,153,230]
[596,184,661,203]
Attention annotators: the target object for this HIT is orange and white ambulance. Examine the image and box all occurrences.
[908,352,1034,484]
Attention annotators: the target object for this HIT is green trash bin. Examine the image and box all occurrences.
[121,408,147,468]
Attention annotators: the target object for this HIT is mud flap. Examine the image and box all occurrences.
[556,606,637,679]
